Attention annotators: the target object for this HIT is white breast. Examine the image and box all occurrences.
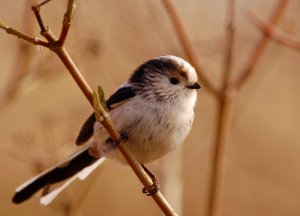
[93,91,197,164]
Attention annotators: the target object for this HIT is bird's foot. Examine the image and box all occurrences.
[142,164,159,196]
[106,132,128,149]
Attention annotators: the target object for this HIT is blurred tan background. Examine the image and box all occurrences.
[0,0,300,215]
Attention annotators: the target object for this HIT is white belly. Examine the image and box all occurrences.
[93,94,195,164]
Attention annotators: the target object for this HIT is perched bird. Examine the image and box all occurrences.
[12,55,201,205]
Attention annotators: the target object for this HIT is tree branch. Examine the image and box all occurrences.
[206,1,236,216]
[160,0,220,96]
[58,0,75,45]
[54,47,94,105]
[206,1,290,216]
[229,0,290,91]
[31,2,57,42]
[0,1,177,215]
[248,11,300,50]
[0,20,49,47]
[222,0,236,92]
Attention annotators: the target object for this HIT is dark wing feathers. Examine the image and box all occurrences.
[75,113,96,145]
[106,85,136,110]
[75,85,136,145]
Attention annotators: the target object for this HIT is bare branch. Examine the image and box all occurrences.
[54,8,177,215]
[55,47,94,104]
[39,0,52,7]
[92,89,178,216]
[1,0,178,214]
[222,0,236,91]
[248,11,300,50]
[206,1,290,216]
[206,1,236,216]
[58,0,75,45]
[31,4,47,33]
[160,0,220,96]
[230,0,290,91]
[31,2,57,42]
[0,20,49,47]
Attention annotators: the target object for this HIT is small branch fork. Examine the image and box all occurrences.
[160,0,291,216]
[161,0,291,96]
[206,1,236,216]
[0,1,177,215]
[161,0,219,96]
[228,0,290,91]
[248,11,300,51]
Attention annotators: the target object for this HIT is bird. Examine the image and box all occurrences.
[12,55,201,205]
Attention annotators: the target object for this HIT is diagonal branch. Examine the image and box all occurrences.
[229,0,290,91]
[0,20,49,47]
[160,0,220,96]
[54,47,94,104]
[248,11,300,50]
[32,2,57,42]
[92,89,177,215]
[0,1,177,215]
[31,3,48,33]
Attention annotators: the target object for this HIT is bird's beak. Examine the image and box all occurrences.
[187,82,201,89]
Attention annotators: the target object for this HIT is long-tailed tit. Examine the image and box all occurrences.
[12,55,201,205]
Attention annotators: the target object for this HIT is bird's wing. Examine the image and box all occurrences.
[75,113,96,145]
[76,83,136,145]
[106,84,136,110]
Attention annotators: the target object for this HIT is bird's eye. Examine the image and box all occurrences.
[169,77,179,85]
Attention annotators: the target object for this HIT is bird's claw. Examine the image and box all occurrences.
[141,164,159,196]
[120,132,129,142]
[106,132,129,149]
[142,178,159,196]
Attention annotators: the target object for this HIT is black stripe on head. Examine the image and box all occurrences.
[130,57,181,84]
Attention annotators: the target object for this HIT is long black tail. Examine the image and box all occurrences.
[12,148,98,204]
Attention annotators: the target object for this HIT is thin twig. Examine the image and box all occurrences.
[0,1,177,215]
[160,0,219,96]
[31,3,57,42]
[39,0,52,7]
[222,0,235,92]
[206,1,290,216]
[58,0,75,45]
[0,21,49,47]
[248,11,300,50]
[92,90,177,215]
[229,0,290,91]
[206,1,236,216]
[54,47,94,104]
[31,4,47,32]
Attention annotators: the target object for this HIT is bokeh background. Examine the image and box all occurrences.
[0,0,300,215]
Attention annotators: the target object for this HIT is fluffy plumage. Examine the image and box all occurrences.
[12,55,201,205]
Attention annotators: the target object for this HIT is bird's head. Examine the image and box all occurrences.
[130,55,201,103]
